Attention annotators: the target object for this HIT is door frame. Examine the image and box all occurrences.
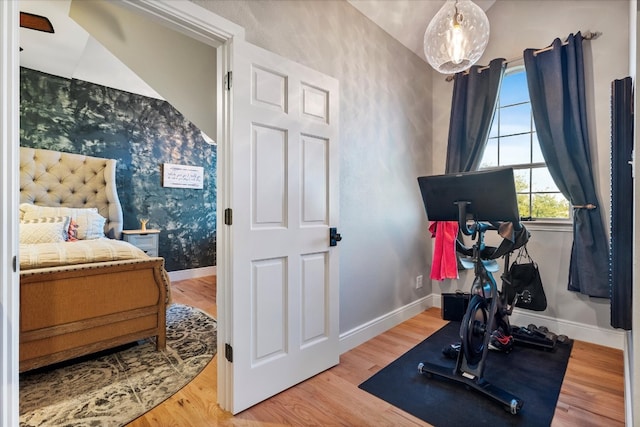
[118,0,243,411]
[0,1,20,425]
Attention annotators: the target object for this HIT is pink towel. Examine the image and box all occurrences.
[429,221,459,281]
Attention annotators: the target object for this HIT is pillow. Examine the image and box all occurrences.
[20,204,106,240]
[20,216,71,242]
[19,221,68,244]
[67,219,79,241]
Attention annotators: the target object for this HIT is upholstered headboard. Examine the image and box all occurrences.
[19,147,124,239]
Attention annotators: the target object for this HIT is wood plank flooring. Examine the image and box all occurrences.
[127,275,625,426]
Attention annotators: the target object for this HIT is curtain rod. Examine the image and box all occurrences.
[444,30,602,82]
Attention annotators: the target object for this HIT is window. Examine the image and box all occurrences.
[480,67,570,220]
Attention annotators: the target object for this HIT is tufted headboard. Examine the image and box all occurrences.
[19,147,124,239]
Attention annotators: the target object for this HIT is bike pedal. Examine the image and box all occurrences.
[442,343,461,359]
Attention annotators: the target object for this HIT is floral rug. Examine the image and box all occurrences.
[20,304,217,427]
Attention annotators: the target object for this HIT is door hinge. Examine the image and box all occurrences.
[224,71,232,90]
[225,343,233,362]
[329,227,342,246]
[224,208,233,225]
[12,256,17,272]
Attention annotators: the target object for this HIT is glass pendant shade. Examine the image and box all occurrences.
[423,0,490,74]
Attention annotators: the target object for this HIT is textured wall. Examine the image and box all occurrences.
[19,67,216,272]
[194,0,434,334]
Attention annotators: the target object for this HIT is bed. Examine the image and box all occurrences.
[19,147,170,373]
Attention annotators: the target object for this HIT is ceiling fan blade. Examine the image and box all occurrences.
[20,11,54,33]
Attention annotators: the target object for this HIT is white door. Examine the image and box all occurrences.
[224,39,340,413]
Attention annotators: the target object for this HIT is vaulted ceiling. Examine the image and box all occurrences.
[19,0,495,96]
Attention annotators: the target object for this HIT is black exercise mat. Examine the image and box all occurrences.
[359,321,573,426]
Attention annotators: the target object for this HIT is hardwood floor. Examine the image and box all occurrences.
[128,276,625,426]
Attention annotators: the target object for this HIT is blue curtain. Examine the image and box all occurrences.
[445,58,505,173]
[524,33,609,298]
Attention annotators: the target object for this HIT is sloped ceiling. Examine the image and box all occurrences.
[19,0,495,96]
[20,0,162,99]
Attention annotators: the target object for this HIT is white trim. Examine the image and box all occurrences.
[625,331,633,427]
[217,39,234,414]
[432,293,624,349]
[339,295,434,354]
[0,1,20,426]
[120,0,244,46]
[168,266,217,282]
[523,221,573,233]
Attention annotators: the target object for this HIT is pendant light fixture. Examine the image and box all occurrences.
[423,0,490,74]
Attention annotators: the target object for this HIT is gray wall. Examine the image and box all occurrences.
[20,68,217,272]
[194,0,434,334]
[431,0,630,339]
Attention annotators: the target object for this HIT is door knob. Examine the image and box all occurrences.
[329,227,342,247]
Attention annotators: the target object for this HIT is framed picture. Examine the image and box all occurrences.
[162,163,204,189]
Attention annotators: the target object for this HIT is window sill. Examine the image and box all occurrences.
[521,219,572,233]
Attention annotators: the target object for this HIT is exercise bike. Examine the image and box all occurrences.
[416,168,528,415]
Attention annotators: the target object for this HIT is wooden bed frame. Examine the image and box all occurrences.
[19,147,170,373]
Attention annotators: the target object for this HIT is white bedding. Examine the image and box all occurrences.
[19,238,149,271]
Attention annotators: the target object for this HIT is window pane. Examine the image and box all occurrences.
[499,134,531,165]
[531,132,544,163]
[531,167,559,192]
[481,138,498,168]
[499,103,532,136]
[513,168,530,192]
[517,194,531,218]
[500,71,530,106]
[531,193,570,219]
[481,67,569,221]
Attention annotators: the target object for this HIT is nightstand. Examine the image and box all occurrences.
[122,229,160,257]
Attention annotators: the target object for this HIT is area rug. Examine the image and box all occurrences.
[359,321,573,427]
[20,303,217,427]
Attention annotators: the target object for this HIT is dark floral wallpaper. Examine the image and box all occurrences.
[19,67,216,272]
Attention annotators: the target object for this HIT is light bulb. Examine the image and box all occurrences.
[449,21,464,64]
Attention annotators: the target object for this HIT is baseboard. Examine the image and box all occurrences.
[339,294,434,354]
[432,294,624,350]
[168,266,217,282]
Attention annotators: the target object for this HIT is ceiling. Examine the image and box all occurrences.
[19,0,495,97]
[347,0,495,62]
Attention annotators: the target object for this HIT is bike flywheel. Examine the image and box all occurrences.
[460,295,489,366]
